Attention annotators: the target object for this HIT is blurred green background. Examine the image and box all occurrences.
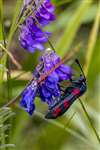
[0,0,100,150]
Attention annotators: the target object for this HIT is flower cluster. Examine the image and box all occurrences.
[37,49,72,105]
[20,49,72,115]
[19,1,73,116]
[20,79,38,115]
[19,0,55,53]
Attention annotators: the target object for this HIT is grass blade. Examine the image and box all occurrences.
[0,108,15,149]
[0,0,6,84]
[0,0,7,106]
[0,43,22,69]
[35,111,97,148]
[7,0,23,49]
[79,99,100,143]
[56,0,92,56]
[0,0,3,40]
[79,1,100,143]
[84,1,100,75]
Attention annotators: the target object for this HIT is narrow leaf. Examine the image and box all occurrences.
[56,0,92,56]
[84,1,100,75]
[7,0,23,49]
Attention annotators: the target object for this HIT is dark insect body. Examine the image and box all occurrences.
[45,59,87,119]
[5,50,85,120]
[45,75,87,119]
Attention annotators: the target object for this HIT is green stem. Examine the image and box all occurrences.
[79,98,100,143]
[0,44,21,69]
[84,0,100,75]
[35,111,97,149]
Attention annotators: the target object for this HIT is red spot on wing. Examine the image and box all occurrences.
[63,100,70,108]
[72,89,80,96]
[53,107,62,117]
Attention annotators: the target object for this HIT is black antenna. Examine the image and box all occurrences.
[75,59,86,79]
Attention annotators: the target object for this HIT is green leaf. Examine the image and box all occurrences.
[0,107,15,150]
[52,0,72,6]
[0,0,3,40]
[7,0,23,49]
[56,0,92,56]
[0,0,7,96]
[84,2,100,76]
[48,4,98,33]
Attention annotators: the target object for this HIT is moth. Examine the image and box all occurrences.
[45,59,87,119]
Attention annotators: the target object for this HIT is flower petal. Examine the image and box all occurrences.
[19,0,55,53]
[20,80,38,115]
[56,65,73,81]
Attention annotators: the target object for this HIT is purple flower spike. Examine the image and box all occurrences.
[36,49,73,106]
[20,79,38,115]
[20,49,73,115]
[19,0,55,53]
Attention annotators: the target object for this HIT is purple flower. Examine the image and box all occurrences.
[20,79,38,115]
[36,49,73,106]
[20,49,73,115]
[19,0,55,53]
[38,72,61,105]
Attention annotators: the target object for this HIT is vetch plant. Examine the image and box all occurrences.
[19,0,55,53]
[20,49,72,115]
[0,0,100,149]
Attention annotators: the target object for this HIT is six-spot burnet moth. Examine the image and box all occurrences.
[4,48,73,108]
[3,0,87,119]
[4,49,86,119]
[45,59,87,119]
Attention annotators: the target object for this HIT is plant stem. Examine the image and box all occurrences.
[79,98,100,143]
